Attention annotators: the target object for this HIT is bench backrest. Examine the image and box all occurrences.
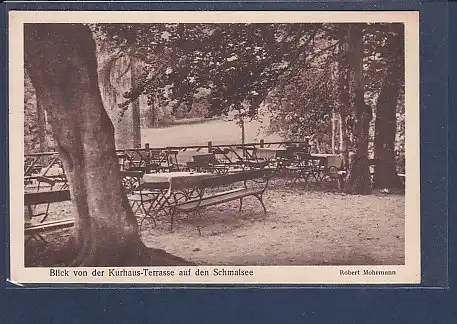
[200,169,272,188]
[24,190,71,205]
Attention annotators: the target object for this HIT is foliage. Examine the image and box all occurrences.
[24,73,39,153]
[94,23,321,120]
[25,22,405,167]
[265,23,405,162]
[24,72,55,153]
[267,64,337,141]
[395,85,406,173]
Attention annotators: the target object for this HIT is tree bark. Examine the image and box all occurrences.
[344,24,372,195]
[373,27,404,189]
[24,23,190,266]
[130,56,142,148]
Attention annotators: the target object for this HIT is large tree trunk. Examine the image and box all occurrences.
[344,24,372,195]
[373,27,404,189]
[130,56,142,148]
[24,23,190,266]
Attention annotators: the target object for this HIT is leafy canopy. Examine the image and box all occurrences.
[94,23,322,119]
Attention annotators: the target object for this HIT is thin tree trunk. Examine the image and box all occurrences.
[337,27,351,169]
[152,93,159,128]
[331,111,335,154]
[24,23,190,266]
[344,24,372,195]
[150,94,156,128]
[338,113,343,152]
[240,118,245,144]
[373,27,404,189]
[130,56,141,148]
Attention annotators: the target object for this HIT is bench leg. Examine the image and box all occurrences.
[254,194,267,215]
[239,198,243,212]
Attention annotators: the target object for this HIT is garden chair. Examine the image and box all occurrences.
[120,171,163,230]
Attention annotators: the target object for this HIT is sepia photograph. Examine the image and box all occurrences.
[10,11,420,284]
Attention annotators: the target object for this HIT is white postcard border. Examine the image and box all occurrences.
[9,10,420,285]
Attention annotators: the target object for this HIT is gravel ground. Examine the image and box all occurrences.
[25,180,404,267]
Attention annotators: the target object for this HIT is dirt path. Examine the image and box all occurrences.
[25,184,404,267]
[139,187,404,266]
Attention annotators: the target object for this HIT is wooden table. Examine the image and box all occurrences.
[122,171,215,229]
[285,153,344,187]
[142,171,214,195]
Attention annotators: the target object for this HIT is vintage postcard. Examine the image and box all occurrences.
[9,11,419,285]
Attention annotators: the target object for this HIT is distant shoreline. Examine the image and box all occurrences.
[148,116,224,129]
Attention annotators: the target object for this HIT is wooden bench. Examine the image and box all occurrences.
[25,218,74,236]
[24,189,73,241]
[171,169,272,235]
[25,189,71,205]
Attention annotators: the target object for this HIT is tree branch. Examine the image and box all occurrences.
[118,58,173,109]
